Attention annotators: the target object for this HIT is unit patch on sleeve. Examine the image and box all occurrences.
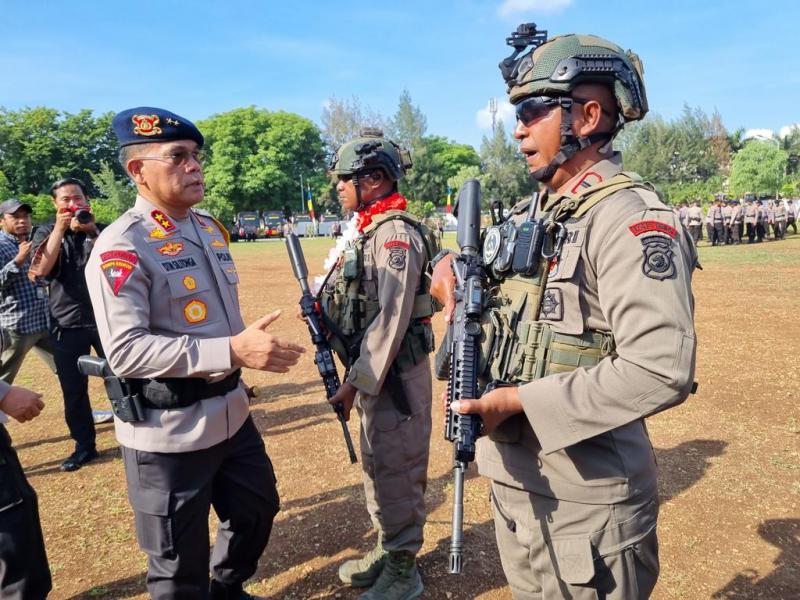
[628,220,678,281]
[639,235,676,280]
[385,239,409,270]
[100,250,138,295]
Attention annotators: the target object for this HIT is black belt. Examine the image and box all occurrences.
[136,369,242,410]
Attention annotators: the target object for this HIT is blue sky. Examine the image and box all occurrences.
[1,0,797,149]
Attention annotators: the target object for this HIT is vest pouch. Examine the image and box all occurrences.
[342,246,361,280]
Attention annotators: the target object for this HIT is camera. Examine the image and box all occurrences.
[68,206,93,225]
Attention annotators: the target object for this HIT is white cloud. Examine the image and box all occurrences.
[476,98,516,130]
[499,0,573,17]
[743,128,776,141]
[779,123,800,138]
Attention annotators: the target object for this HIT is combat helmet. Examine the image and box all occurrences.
[499,23,648,181]
[329,128,412,182]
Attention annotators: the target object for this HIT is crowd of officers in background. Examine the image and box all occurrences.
[677,197,799,246]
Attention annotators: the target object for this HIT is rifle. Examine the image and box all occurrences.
[444,179,485,574]
[285,233,358,464]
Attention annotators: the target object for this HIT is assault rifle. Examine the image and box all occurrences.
[444,179,485,574]
[285,234,358,464]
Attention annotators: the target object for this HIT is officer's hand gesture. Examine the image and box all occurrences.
[230,310,305,372]
[14,240,32,266]
[0,386,44,423]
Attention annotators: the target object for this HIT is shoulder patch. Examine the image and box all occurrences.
[628,220,678,239]
[639,235,676,280]
[384,239,410,250]
[151,210,177,233]
[100,250,138,295]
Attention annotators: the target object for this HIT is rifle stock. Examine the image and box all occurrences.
[285,234,358,464]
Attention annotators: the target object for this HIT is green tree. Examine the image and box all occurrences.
[729,140,788,198]
[198,107,326,220]
[0,107,118,195]
[0,171,11,200]
[320,96,386,151]
[479,120,535,208]
[447,165,481,201]
[93,161,135,216]
[388,90,427,151]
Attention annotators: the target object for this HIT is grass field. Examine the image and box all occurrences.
[7,233,799,599]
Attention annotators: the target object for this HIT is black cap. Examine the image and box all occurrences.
[0,198,32,215]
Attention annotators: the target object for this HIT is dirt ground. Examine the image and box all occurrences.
[8,234,799,599]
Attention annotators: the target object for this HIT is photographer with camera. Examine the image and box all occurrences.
[29,177,107,472]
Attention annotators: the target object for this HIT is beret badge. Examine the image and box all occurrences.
[132,114,162,137]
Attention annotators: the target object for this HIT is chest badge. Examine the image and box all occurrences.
[157,241,184,256]
[183,299,207,323]
[211,239,225,248]
[183,275,197,290]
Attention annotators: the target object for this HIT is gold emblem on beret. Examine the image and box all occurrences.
[132,114,162,137]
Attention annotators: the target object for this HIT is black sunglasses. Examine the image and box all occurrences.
[516,96,592,126]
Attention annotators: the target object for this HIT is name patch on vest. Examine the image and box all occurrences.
[160,257,198,272]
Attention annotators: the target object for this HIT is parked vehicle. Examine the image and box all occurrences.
[263,210,284,238]
[236,211,261,242]
[292,215,316,237]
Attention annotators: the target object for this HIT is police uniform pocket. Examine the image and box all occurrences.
[165,270,211,298]
[130,486,174,557]
[165,271,219,328]
[551,537,596,585]
[547,226,585,282]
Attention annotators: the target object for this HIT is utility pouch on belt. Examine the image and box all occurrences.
[135,369,242,410]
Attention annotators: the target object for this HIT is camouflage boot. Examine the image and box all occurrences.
[338,537,388,587]
[357,551,423,600]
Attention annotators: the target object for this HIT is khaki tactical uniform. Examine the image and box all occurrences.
[476,155,697,599]
[321,209,435,554]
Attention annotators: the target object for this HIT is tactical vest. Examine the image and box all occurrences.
[482,173,649,441]
[321,210,441,372]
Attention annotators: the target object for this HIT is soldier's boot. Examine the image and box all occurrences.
[357,551,423,600]
[338,538,388,587]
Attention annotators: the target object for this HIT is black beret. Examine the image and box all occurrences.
[112,107,204,148]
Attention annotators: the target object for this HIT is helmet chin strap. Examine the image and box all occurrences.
[530,106,614,183]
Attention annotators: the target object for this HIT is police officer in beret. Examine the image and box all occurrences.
[86,107,305,599]
[321,130,436,599]
[431,27,697,598]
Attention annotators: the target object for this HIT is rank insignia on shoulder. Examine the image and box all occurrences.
[151,210,177,233]
[211,239,225,248]
[183,275,197,290]
[157,241,184,256]
[132,114,162,137]
[100,250,138,295]
[183,299,207,323]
